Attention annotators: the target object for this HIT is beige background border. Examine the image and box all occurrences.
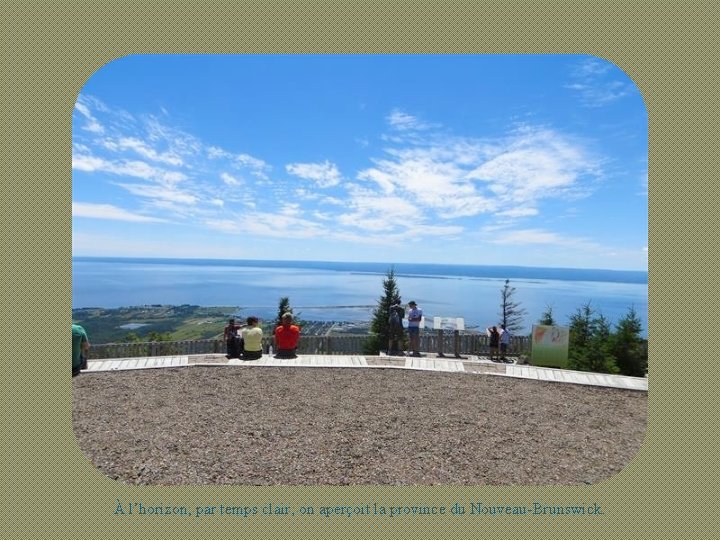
[2,1,717,538]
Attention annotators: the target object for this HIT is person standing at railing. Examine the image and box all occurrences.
[274,312,300,359]
[387,301,405,356]
[72,323,90,376]
[487,325,501,362]
[407,301,423,357]
[224,318,244,359]
[499,324,512,363]
[240,316,263,360]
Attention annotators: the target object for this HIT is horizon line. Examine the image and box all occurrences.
[72,254,648,275]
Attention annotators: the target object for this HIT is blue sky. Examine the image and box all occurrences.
[72,54,648,270]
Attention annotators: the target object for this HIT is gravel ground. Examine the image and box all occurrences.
[72,366,647,486]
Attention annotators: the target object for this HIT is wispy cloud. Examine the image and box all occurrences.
[466,126,596,205]
[565,57,637,108]
[487,228,566,245]
[485,227,607,256]
[639,170,648,196]
[286,160,342,188]
[72,148,187,185]
[74,96,105,134]
[220,172,243,186]
[107,136,184,166]
[205,211,327,240]
[72,202,167,223]
[496,207,539,218]
[209,147,271,179]
[387,109,437,131]
[114,182,198,206]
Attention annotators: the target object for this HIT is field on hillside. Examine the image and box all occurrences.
[72,305,372,343]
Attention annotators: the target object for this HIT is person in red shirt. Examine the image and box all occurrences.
[274,312,300,359]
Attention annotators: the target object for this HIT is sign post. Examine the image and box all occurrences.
[432,317,466,358]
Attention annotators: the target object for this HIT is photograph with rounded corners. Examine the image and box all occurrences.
[72,54,648,486]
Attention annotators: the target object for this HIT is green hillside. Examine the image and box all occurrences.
[72,305,238,344]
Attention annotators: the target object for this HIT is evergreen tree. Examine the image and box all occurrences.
[364,268,403,355]
[275,296,306,328]
[276,296,292,327]
[568,302,593,362]
[499,279,527,333]
[611,306,648,376]
[567,302,619,374]
[538,304,556,326]
[585,314,619,374]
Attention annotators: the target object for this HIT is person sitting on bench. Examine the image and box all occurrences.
[273,312,300,359]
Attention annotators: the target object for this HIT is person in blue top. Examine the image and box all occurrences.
[407,301,423,357]
[499,324,512,363]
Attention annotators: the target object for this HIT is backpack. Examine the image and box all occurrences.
[389,306,404,328]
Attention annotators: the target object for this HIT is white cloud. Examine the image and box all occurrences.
[115,137,184,166]
[72,202,167,222]
[73,145,189,187]
[220,172,243,186]
[286,160,342,188]
[235,153,269,172]
[265,216,324,238]
[466,127,596,205]
[388,110,419,130]
[496,207,539,218]
[575,58,613,77]
[74,99,104,134]
[338,190,417,232]
[356,165,396,194]
[72,153,107,172]
[202,218,237,234]
[145,117,202,157]
[640,171,648,196]
[566,58,636,107]
[322,196,345,206]
[207,146,229,159]
[280,203,301,217]
[359,152,497,218]
[488,228,563,245]
[386,109,437,131]
[115,182,198,206]
[486,228,605,254]
[207,148,270,179]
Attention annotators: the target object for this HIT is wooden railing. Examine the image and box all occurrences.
[88,333,532,360]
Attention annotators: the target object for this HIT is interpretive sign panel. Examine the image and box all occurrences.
[432,317,465,331]
[531,324,570,367]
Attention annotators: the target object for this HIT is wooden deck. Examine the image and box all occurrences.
[82,353,647,391]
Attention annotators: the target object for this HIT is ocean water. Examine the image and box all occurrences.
[72,257,649,336]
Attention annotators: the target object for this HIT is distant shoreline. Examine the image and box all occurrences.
[73,256,648,285]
